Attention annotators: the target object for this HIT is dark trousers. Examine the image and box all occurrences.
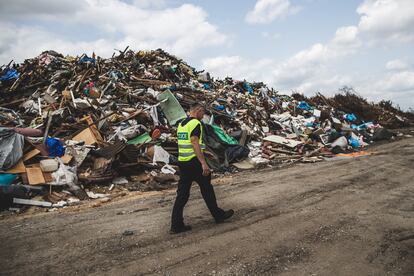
[171,158,224,228]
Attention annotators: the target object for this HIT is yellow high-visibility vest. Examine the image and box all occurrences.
[177,119,206,162]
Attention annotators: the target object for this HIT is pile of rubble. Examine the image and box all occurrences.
[0,48,412,212]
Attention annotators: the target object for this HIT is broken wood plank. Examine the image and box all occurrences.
[61,155,73,164]
[82,115,104,143]
[72,127,98,145]
[0,98,26,107]
[23,149,41,161]
[268,148,297,155]
[263,135,302,148]
[5,159,26,174]
[26,167,46,185]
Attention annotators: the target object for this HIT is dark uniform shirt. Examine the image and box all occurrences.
[180,117,201,138]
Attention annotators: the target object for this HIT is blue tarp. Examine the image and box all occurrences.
[351,122,373,131]
[344,113,357,122]
[0,68,19,81]
[46,137,65,157]
[244,82,253,94]
[297,101,312,110]
[348,137,360,148]
[214,105,225,111]
[0,174,17,186]
[78,55,96,64]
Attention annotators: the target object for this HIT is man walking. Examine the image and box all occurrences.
[171,104,234,234]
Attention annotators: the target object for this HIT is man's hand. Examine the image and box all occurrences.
[191,135,210,176]
[201,162,211,176]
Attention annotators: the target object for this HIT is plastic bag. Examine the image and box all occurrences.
[51,158,77,186]
[344,113,357,122]
[0,174,17,186]
[331,136,348,149]
[297,101,312,110]
[225,145,250,164]
[161,164,176,174]
[51,158,88,199]
[0,68,19,81]
[211,124,239,145]
[348,137,360,148]
[152,145,170,164]
[0,128,24,170]
[46,137,65,157]
[121,125,145,139]
[243,82,254,94]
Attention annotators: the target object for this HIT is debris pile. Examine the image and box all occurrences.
[0,48,412,212]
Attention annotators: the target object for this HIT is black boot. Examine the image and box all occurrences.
[170,224,192,234]
[215,209,234,223]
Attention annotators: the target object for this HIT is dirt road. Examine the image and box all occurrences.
[1,137,413,276]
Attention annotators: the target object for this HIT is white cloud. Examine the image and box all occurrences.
[266,0,414,105]
[0,1,228,64]
[357,0,414,42]
[271,25,360,89]
[269,0,413,90]
[203,23,360,95]
[133,0,167,9]
[261,0,414,95]
[296,75,353,95]
[202,56,274,83]
[331,26,360,50]
[386,59,409,71]
[0,24,113,64]
[377,70,414,92]
[0,0,86,18]
[359,70,414,109]
[246,0,301,24]
[271,44,325,88]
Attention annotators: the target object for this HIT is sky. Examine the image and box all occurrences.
[1,0,414,110]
